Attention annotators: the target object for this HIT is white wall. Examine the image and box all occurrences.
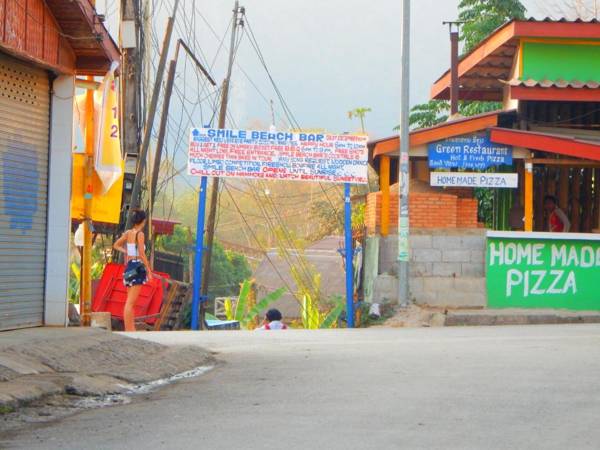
[44,75,75,326]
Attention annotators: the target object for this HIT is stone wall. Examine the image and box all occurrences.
[373,229,487,308]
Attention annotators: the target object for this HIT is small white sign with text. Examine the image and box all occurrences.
[430,172,518,189]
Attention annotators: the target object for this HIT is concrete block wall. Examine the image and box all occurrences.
[375,231,487,308]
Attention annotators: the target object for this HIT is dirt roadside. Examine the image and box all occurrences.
[0,328,215,433]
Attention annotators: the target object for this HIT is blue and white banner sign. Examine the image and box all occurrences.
[188,128,369,184]
[428,134,512,170]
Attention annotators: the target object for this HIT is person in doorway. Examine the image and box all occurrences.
[258,309,287,330]
[113,210,153,331]
[544,195,571,233]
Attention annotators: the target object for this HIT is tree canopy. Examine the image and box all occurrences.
[405,0,527,130]
[458,0,527,52]
[158,225,252,298]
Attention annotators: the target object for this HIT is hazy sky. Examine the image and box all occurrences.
[99,0,558,141]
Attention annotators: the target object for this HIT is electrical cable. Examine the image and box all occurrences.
[222,183,299,300]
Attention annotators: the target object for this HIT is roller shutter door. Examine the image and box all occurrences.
[0,52,50,330]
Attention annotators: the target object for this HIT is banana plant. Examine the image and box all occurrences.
[301,293,344,329]
[320,296,345,329]
[68,261,106,304]
[69,263,81,304]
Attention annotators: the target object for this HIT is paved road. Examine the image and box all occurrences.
[5,325,600,449]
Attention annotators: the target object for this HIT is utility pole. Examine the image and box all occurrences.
[125,0,180,231]
[201,1,243,298]
[150,40,216,211]
[443,21,465,116]
[120,0,140,159]
[397,0,411,307]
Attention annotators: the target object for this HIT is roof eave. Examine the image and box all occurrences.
[489,127,600,161]
[369,109,516,159]
[510,85,600,102]
[430,19,600,102]
[48,0,120,75]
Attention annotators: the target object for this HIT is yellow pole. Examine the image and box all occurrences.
[81,76,95,326]
[524,160,533,232]
[380,156,390,237]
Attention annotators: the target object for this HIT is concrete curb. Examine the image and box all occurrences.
[445,310,600,327]
[0,328,213,410]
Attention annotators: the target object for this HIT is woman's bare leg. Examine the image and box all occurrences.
[124,285,142,331]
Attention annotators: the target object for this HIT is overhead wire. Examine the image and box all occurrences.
[222,183,299,299]
[242,10,346,229]
[145,0,224,206]
[143,1,341,299]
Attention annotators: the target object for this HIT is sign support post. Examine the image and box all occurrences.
[344,183,354,328]
[191,176,208,330]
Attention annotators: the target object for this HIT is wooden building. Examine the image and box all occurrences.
[369,19,600,235]
[365,19,600,311]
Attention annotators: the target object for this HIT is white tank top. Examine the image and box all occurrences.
[127,242,138,258]
[127,231,139,258]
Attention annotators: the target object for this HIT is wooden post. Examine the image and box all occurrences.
[547,167,557,196]
[535,168,546,232]
[202,1,241,300]
[125,0,180,230]
[120,0,139,160]
[595,169,600,230]
[450,30,459,116]
[559,167,569,211]
[150,57,177,210]
[380,156,390,237]
[524,160,533,232]
[187,227,194,283]
[81,77,95,327]
[570,169,581,232]
[583,169,593,232]
[517,161,525,207]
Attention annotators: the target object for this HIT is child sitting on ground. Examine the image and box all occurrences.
[258,309,287,330]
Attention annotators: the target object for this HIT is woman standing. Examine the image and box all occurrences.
[113,210,153,331]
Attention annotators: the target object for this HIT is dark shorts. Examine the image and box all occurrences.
[123,260,147,287]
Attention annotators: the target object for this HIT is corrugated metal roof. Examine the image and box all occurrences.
[505,78,600,89]
[525,17,600,24]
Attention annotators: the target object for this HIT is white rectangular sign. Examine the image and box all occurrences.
[188,128,369,184]
[430,172,518,188]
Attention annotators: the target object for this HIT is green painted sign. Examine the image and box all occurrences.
[487,235,600,310]
[522,41,600,83]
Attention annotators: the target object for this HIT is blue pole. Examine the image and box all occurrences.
[191,176,208,330]
[344,182,354,328]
